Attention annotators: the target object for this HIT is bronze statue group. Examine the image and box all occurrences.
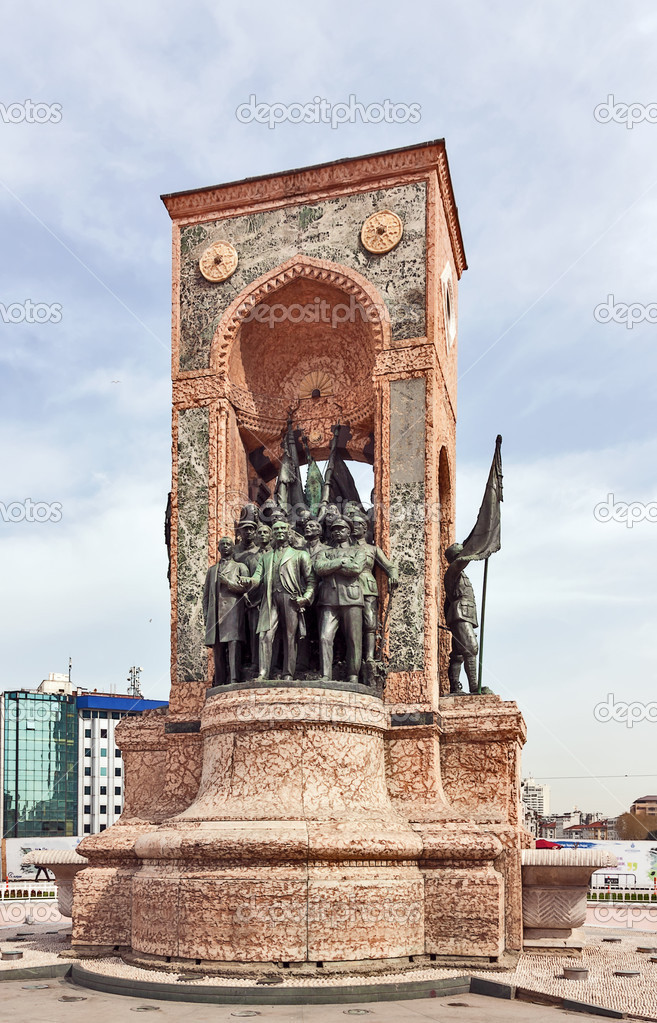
[201,419,499,695]
[202,499,398,688]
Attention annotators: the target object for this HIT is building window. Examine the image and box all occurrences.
[84,805,91,814]
[114,805,121,815]
[100,767,107,776]
[115,750,122,758]
[84,748,91,757]
[82,710,91,719]
[99,805,107,814]
[84,767,91,776]
[99,824,106,831]
[115,768,121,776]
[84,728,91,738]
[100,748,107,757]
[114,787,121,796]
[100,786,107,795]
[84,824,91,834]
[112,712,120,719]
[84,786,91,795]
[100,728,107,738]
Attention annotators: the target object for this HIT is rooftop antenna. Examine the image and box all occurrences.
[68,657,72,684]
[127,666,143,699]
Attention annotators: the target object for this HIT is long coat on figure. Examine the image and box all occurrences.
[248,543,315,679]
[203,559,249,645]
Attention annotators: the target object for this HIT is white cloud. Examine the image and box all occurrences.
[1,0,657,817]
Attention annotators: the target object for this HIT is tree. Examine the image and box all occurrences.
[615,812,657,841]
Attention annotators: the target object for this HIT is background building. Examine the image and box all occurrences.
[631,795,657,816]
[1,673,166,840]
[1,677,78,838]
[521,776,550,817]
[537,810,618,842]
[77,692,165,835]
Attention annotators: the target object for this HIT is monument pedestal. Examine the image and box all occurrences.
[74,685,528,965]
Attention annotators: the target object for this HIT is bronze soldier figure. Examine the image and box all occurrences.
[256,523,272,552]
[315,518,368,684]
[247,520,315,680]
[350,514,398,664]
[303,518,326,562]
[202,537,250,686]
[234,518,261,673]
[443,542,479,694]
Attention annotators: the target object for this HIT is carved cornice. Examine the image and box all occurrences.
[161,141,467,279]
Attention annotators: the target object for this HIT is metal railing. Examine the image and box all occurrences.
[1,881,57,901]
[588,886,657,903]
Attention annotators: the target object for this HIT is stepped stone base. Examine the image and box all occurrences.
[73,686,529,964]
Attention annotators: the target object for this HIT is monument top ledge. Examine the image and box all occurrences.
[160,139,467,277]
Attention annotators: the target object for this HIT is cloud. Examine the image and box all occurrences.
[2,0,657,817]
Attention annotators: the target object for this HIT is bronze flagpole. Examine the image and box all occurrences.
[477,556,489,694]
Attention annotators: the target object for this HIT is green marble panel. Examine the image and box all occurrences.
[176,407,209,683]
[388,378,426,672]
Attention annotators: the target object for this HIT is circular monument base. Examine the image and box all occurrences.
[69,959,475,1004]
[129,685,425,964]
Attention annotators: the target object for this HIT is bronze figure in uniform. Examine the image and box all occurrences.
[314,518,368,684]
[202,537,250,686]
[443,542,479,694]
[256,523,272,551]
[247,520,316,680]
[350,513,398,664]
[234,519,262,673]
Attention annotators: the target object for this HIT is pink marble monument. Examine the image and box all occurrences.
[71,142,532,968]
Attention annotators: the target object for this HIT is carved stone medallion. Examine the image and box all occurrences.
[199,240,238,282]
[360,210,403,254]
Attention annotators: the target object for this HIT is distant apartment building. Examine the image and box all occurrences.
[522,802,539,837]
[631,795,657,816]
[1,674,166,839]
[562,820,615,841]
[521,777,550,817]
[538,812,618,842]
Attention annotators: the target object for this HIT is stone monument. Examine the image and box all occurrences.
[71,141,532,967]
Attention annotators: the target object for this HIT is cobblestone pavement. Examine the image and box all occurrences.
[1,923,657,1019]
[0,980,615,1023]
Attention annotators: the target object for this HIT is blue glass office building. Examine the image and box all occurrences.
[2,690,78,838]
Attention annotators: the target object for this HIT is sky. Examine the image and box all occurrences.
[1,1,657,818]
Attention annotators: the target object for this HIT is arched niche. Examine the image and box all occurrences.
[209,256,390,480]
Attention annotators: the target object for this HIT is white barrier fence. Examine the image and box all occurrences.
[588,885,657,903]
[0,882,61,926]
